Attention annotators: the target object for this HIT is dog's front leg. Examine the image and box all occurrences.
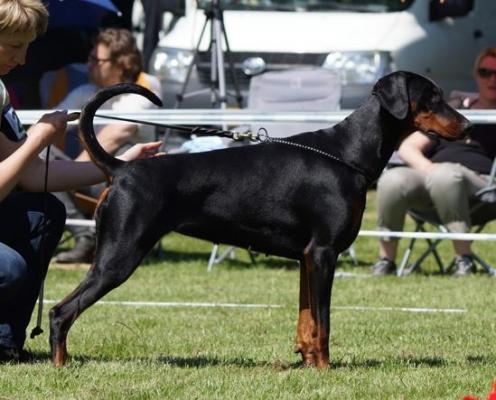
[295,252,317,367]
[295,240,336,369]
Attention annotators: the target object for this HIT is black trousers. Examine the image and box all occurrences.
[0,193,65,349]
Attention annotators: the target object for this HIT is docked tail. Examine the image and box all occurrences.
[79,83,163,176]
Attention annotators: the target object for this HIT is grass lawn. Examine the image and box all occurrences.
[0,190,495,399]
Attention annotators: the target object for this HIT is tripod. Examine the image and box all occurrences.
[172,0,250,269]
[174,0,243,111]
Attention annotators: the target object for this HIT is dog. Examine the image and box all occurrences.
[49,71,471,368]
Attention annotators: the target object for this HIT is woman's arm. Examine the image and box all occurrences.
[0,111,77,200]
[398,131,437,173]
[20,156,105,193]
[19,140,162,193]
[0,108,162,196]
[0,130,49,199]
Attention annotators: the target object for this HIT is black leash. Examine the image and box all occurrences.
[84,112,258,141]
[30,144,51,339]
[90,113,371,179]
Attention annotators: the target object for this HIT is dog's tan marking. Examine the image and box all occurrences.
[415,111,466,140]
[95,186,111,214]
[53,342,67,367]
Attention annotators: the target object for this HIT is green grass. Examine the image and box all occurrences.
[1,190,495,399]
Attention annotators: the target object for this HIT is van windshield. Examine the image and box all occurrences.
[197,0,415,12]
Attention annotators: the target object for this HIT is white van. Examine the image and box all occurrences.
[144,0,496,108]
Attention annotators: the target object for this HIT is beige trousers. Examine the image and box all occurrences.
[376,163,489,238]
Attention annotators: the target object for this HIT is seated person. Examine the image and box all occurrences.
[53,28,162,263]
[371,47,496,277]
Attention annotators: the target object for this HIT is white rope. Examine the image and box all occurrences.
[42,299,281,309]
[64,218,496,241]
[66,218,96,227]
[358,230,496,241]
[333,305,466,314]
[40,108,495,241]
[41,299,466,313]
[16,109,496,125]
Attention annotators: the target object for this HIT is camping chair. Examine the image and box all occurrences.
[397,158,496,276]
[39,63,89,109]
[207,67,359,269]
[246,67,341,137]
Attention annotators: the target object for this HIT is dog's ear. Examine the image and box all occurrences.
[373,71,410,120]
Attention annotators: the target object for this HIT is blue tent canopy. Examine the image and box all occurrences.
[47,0,121,29]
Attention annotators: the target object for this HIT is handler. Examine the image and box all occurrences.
[0,0,160,362]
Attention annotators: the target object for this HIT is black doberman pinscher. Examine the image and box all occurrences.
[49,71,471,368]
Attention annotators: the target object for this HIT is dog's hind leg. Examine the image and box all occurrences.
[49,219,166,367]
[294,239,337,369]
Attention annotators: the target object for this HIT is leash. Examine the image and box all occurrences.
[90,113,371,179]
[30,145,51,339]
[79,112,258,141]
[255,128,371,179]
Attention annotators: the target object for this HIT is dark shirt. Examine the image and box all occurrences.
[0,79,27,142]
[1,104,27,142]
[430,124,496,174]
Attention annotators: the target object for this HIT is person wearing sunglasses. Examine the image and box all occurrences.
[49,28,162,264]
[371,47,496,277]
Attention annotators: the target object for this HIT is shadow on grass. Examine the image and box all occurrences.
[15,350,263,369]
[155,355,263,368]
[21,352,361,370]
[21,351,477,372]
[330,355,448,369]
[396,355,448,367]
[466,354,496,364]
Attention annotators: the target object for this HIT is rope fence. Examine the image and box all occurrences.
[17,109,496,125]
[18,109,496,242]
[64,219,496,241]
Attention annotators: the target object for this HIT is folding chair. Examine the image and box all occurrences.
[398,158,496,276]
[247,67,341,137]
[39,63,89,108]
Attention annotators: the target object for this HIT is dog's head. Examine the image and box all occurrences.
[372,71,472,140]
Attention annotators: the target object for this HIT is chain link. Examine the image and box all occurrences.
[254,128,370,179]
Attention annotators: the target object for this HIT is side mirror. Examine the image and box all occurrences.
[429,0,474,21]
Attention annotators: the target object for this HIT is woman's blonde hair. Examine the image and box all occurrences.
[0,0,48,36]
[474,47,496,75]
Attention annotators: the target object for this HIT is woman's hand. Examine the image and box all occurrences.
[117,141,164,162]
[28,111,79,148]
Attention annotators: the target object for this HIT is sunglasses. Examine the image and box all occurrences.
[477,67,496,79]
[88,55,112,64]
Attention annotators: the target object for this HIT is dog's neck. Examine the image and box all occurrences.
[329,96,408,183]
